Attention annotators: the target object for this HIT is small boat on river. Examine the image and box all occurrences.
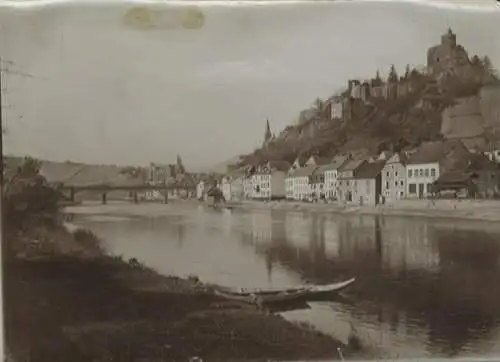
[214,277,356,305]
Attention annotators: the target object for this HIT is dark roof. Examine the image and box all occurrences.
[290,165,318,177]
[354,161,386,179]
[294,154,309,167]
[435,170,476,185]
[310,156,331,166]
[467,153,498,171]
[269,161,291,172]
[316,155,350,172]
[339,159,365,172]
[384,151,408,166]
[407,140,467,165]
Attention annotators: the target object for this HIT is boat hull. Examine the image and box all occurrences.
[214,277,356,305]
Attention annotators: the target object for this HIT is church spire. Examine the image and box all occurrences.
[176,154,185,174]
[264,119,272,145]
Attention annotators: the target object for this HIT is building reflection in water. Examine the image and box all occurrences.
[241,210,500,357]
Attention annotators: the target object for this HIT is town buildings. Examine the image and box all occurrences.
[381,152,407,203]
[315,155,349,200]
[337,160,385,206]
[406,140,470,199]
[221,172,245,201]
[337,159,366,204]
[250,161,289,200]
[287,165,317,201]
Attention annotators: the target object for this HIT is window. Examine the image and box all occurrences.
[395,171,398,177]
[430,168,436,177]
[408,169,413,178]
[409,183,417,194]
[386,181,389,189]
[394,181,398,187]
[400,191,404,197]
[386,171,390,177]
[419,169,424,177]
[424,169,429,177]
[400,180,404,186]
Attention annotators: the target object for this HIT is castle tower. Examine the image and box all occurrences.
[441,28,457,48]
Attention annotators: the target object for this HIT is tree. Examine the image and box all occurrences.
[483,56,498,79]
[313,98,324,116]
[388,64,398,83]
[404,64,411,80]
[471,55,483,67]
[18,156,41,178]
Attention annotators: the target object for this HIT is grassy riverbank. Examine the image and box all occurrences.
[226,199,500,223]
[5,220,354,361]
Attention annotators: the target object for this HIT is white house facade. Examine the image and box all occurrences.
[290,165,317,201]
[406,162,439,199]
[317,155,349,200]
[243,176,254,199]
[405,140,471,199]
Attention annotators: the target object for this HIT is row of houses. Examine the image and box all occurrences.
[202,139,500,205]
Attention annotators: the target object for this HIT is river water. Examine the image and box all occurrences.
[67,202,500,359]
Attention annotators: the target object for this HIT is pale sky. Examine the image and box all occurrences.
[0,1,499,170]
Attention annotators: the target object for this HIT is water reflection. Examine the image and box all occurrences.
[74,205,500,358]
[240,211,500,357]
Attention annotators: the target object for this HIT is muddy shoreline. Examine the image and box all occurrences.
[222,199,500,223]
[4,219,360,361]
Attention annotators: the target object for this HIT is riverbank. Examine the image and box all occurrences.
[225,199,500,223]
[4,220,356,361]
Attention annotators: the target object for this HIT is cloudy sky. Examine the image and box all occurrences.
[0,1,499,170]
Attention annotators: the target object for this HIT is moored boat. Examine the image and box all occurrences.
[305,277,356,296]
[214,277,356,305]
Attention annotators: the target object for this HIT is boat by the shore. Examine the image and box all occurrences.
[214,277,356,305]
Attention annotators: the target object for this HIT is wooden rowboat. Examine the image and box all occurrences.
[305,277,356,296]
[214,288,310,305]
[214,277,356,305]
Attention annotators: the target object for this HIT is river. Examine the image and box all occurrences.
[66,202,500,359]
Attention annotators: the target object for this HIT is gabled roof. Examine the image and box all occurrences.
[316,155,350,173]
[289,165,318,178]
[339,159,365,172]
[354,161,386,179]
[407,140,468,165]
[435,170,475,185]
[293,154,309,167]
[378,151,393,161]
[309,155,331,166]
[385,152,408,166]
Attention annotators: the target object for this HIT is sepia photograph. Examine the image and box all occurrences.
[1,0,500,360]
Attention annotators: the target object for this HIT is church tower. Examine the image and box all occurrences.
[263,119,272,147]
[176,154,186,175]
